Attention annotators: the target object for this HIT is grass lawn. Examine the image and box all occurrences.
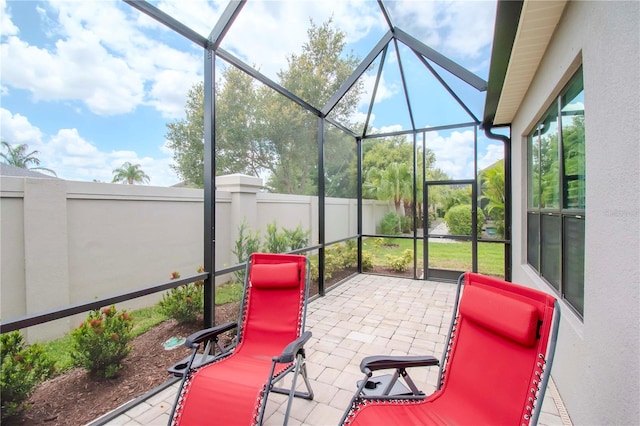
[363,237,505,277]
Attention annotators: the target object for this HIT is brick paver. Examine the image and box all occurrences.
[100,274,570,426]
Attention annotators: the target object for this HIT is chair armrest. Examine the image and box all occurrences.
[360,355,439,374]
[274,331,312,363]
[185,322,237,349]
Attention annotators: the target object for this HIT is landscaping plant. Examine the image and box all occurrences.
[71,305,133,379]
[232,219,261,284]
[158,270,204,323]
[385,249,413,272]
[233,220,310,283]
[263,221,289,253]
[444,204,485,237]
[283,225,310,250]
[1,331,55,419]
[378,212,403,235]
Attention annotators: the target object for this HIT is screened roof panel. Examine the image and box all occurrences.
[326,50,385,136]
[397,42,480,128]
[366,41,413,135]
[148,0,230,38]
[217,0,388,111]
[383,1,497,76]
[423,57,487,123]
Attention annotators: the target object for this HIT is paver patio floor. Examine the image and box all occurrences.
[98,274,571,426]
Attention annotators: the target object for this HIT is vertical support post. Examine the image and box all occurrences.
[472,125,478,273]
[356,137,363,273]
[203,49,216,328]
[317,117,326,296]
[504,128,512,281]
[412,132,418,279]
[423,183,429,281]
[422,131,428,281]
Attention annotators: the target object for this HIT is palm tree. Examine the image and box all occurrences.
[1,141,57,176]
[111,162,150,185]
[364,162,412,214]
[480,160,505,238]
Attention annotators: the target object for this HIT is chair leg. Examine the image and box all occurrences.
[282,353,315,425]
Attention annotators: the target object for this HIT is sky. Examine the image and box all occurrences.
[0,0,502,187]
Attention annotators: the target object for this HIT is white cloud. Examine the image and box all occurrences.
[478,143,503,170]
[1,108,179,186]
[424,129,475,179]
[440,2,496,60]
[564,101,584,112]
[377,124,404,134]
[220,0,385,80]
[0,0,19,36]
[1,35,145,115]
[0,108,45,145]
[351,111,372,126]
[1,1,201,118]
[153,0,227,38]
[148,69,201,118]
[386,1,495,61]
[360,72,397,109]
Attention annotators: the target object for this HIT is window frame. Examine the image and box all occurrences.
[526,67,585,318]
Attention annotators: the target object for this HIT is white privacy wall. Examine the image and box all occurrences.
[509,2,639,424]
[0,174,390,341]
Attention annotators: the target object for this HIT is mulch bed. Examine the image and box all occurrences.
[4,302,240,426]
[6,267,413,426]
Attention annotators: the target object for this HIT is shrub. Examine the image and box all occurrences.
[283,225,310,251]
[385,249,413,272]
[324,249,344,280]
[233,220,310,283]
[378,212,403,235]
[400,215,412,233]
[361,251,373,271]
[444,204,486,237]
[232,219,261,283]
[343,241,359,269]
[263,221,289,253]
[309,256,319,282]
[71,305,133,379]
[158,271,204,323]
[308,240,364,282]
[1,331,55,419]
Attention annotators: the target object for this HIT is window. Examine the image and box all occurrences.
[527,67,585,317]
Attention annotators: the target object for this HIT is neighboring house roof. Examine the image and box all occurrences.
[0,163,59,179]
[483,0,567,127]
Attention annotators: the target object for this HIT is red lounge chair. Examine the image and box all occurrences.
[169,253,314,425]
[340,272,560,426]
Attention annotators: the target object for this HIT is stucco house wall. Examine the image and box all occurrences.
[509,2,639,424]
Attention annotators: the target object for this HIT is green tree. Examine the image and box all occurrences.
[264,19,362,194]
[324,128,357,198]
[425,167,450,221]
[480,160,505,238]
[362,136,435,179]
[362,137,439,226]
[216,67,272,177]
[0,141,56,176]
[562,115,585,208]
[440,185,472,213]
[111,162,150,185]
[165,19,362,193]
[165,84,205,187]
[364,162,413,214]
